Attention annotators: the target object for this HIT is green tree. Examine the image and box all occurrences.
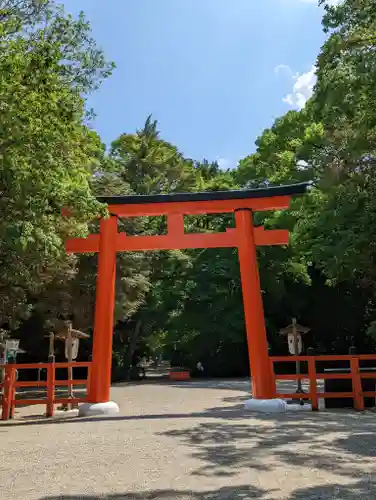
[0,2,113,327]
[295,0,376,301]
[111,115,199,195]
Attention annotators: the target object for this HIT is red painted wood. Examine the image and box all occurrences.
[106,195,291,217]
[14,381,48,388]
[66,227,289,254]
[167,213,184,235]
[46,363,55,417]
[308,357,318,410]
[235,209,273,399]
[89,216,117,403]
[169,371,190,381]
[54,380,89,386]
[0,361,93,420]
[271,355,376,362]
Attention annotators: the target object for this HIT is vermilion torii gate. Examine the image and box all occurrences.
[66,182,307,415]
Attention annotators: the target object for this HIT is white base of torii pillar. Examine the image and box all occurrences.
[79,401,119,417]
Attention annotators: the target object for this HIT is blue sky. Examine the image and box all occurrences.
[61,0,333,168]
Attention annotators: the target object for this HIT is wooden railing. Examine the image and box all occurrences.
[0,362,91,420]
[270,354,376,411]
[169,370,191,381]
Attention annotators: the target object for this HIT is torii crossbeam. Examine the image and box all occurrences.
[65,182,308,415]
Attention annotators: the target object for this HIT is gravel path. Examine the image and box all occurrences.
[1,379,376,499]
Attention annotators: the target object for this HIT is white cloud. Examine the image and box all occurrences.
[278,65,316,110]
[274,64,293,76]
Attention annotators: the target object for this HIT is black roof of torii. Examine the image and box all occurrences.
[97,182,309,206]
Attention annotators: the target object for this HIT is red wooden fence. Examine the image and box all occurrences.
[2,355,376,419]
[169,370,191,381]
[0,362,91,420]
[270,354,376,410]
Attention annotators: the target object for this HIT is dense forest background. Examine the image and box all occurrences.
[1,0,376,378]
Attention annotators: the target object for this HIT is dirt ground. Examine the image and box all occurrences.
[1,379,376,499]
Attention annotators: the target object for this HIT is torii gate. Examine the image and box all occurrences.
[65,182,308,415]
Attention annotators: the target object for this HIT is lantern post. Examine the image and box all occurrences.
[280,318,310,394]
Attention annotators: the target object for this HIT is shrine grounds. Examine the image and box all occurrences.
[1,379,376,500]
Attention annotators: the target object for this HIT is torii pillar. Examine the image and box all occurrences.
[235,209,274,398]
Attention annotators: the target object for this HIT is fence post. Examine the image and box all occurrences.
[9,361,16,419]
[46,361,55,418]
[269,357,277,398]
[307,349,318,411]
[86,361,92,399]
[350,356,364,411]
[1,364,16,420]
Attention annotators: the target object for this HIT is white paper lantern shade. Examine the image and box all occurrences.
[65,338,80,360]
[288,333,302,355]
[5,340,20,351]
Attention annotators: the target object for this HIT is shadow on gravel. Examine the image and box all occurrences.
[26,404,376,499]
[38,479,376,499]
[0,400,247,427]
[288,480,376,499]
[7,388,376,499]
[157,405,376,491]
[1,395,375,430]
[39,486,268,499]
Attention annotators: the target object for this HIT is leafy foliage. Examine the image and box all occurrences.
[0,2,111,326]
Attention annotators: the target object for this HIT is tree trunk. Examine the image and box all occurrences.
[125,320,142,381]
